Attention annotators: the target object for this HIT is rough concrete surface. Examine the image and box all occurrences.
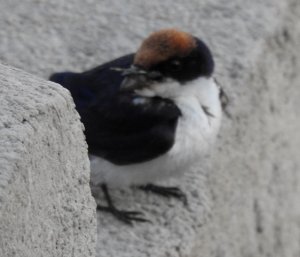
[0,0,299,257]
[0,64,96,257]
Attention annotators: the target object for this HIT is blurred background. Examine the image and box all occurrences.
[0,0,280,80]
[0,0,299,257]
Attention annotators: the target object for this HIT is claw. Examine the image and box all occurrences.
[97,205,149,225]
[97,184,150,225]
[139,184,188,206]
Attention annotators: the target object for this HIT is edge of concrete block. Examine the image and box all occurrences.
[0,63,96,257]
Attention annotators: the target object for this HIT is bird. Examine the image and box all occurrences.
[49,29,228,224]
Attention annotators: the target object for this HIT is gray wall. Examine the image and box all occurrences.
[0,64,96,257]
[0,0,300,257]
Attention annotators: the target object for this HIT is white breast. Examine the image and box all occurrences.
[90,77,222,187]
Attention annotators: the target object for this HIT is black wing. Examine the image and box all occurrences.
[83,94,181,165]
[49,54,181,165]
[49,54,134,113]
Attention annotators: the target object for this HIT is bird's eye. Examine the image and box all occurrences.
[168,60,182,71]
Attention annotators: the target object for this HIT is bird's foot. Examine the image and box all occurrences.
[139,184,188,206]
[97,205,149,225]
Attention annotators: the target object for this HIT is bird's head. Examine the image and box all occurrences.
[120,29,214,98]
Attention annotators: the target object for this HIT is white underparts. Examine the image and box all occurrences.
[90,77,222,187]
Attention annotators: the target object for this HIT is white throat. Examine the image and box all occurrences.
[135,77,220,113]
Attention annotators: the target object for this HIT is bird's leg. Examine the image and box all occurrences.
[139,184,188,206]
[97,184,149,225]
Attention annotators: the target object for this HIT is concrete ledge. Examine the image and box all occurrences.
[0,64,96,257]
[0,0,300,257]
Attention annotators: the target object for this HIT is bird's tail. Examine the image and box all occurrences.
[49,71,79,90]
[49,71,95,112]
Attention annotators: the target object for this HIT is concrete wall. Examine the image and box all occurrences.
[0,0,299,257]
[0,64,96,257]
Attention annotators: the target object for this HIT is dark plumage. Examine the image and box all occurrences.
[50,54,181,165]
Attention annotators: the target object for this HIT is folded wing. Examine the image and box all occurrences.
[50,54,181,165]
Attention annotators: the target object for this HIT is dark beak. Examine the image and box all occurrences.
[118,65,162,92]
